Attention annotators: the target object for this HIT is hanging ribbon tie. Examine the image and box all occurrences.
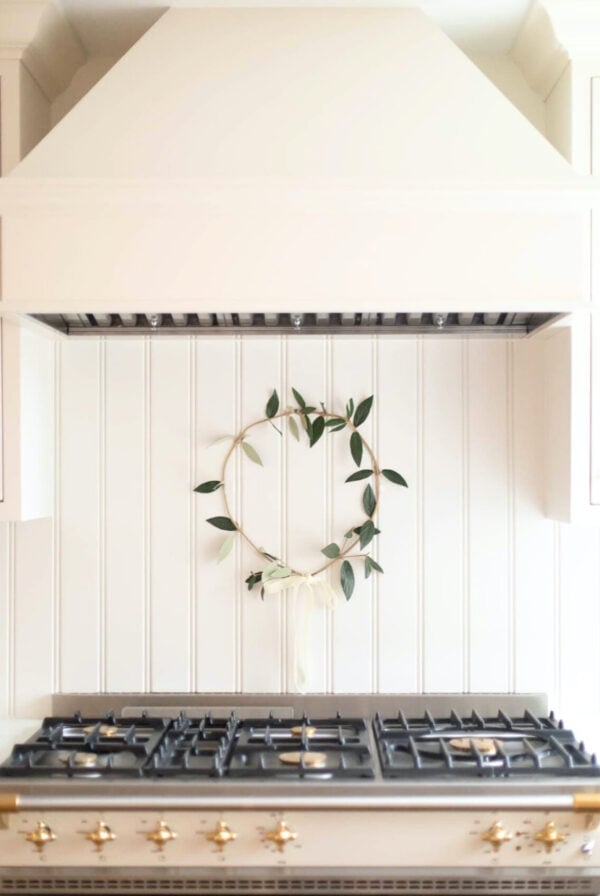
[262,574,337,692]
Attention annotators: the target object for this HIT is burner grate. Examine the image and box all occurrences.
[374,711,600,778]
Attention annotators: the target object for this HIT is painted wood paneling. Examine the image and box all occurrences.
[422,341,465,693]
[239,338,283,693]
[376,339,420,693]
[194,338,239,692]
[104,340,146,691]
[149,339,192,691]
[3,331,600,759]
[13,518,53,717]
[330,339,375,693]
[466,341,511,692]
[58,339,102,692]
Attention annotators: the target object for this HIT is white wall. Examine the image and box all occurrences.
[1,334,599,751]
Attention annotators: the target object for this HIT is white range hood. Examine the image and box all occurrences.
[0,5,591,329]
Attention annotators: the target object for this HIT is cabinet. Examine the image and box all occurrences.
[542,55,600,522]
[0,318,54,521]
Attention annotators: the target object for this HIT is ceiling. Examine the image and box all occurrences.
[57,0,535,60]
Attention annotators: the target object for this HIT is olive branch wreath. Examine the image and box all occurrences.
[194,388,407,601]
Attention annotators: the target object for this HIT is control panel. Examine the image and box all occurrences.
[0,811,598,868]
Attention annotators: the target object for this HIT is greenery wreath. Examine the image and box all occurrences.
[194,388,408,600]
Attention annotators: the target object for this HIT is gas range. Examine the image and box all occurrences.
[1,694,600,896]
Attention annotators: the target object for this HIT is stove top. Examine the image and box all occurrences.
[1,707,597,781]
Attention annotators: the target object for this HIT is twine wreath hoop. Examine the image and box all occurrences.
[194,387,408,601]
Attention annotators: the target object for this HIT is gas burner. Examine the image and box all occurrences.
[279,751,328,768]
[227,716,375,779]
[374,711,600,778]
[149,714,239,777]
[59,751,99,768]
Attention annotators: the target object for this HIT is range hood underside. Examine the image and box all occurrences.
[31,312,561,337]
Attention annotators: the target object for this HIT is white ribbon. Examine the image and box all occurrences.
[262,574,337,692]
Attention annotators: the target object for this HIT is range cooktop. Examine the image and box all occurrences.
[0,708,597,780]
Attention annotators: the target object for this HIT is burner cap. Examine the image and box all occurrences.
[290,726,317,738]
[449,737,497,756]
[84,725,119,737]
[279,751,328,768]
[59,751,100,767]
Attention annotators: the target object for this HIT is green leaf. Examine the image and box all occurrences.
[217,532,236,563]
[310,415,325,447]
[346,398,355,419]
[340,560,355,600]
[344,528,355,539]
[207,516,237,531]
[325,417,345,429]
[363,483,376,516]
[292,387,306,409]
[359,519,377,550]
[345,469,373,483]
[266,389,279,419]
[194,480,223,493]
[269,566,292,579]
[321,543,340,559]
[350,431,363,467]
[245,571,262,591]
[303,414,313,441]
[364,557,373,579]
[288,415,300,441]
[353,524,380,537]
[353,395,374,428]
[367,557,384,575]
[327,421,347,433]
[382,468,408,487]
[261,561,281,582]
[241,440,263,466]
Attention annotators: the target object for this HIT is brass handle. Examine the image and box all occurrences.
[146,821,177,850]
[534,821,566,851]
[482,822,513,851]
[206,821,237,851]
[265,820,298,851]
[574,794,600,812]
[26,821,56,852]
[85,821,116,851]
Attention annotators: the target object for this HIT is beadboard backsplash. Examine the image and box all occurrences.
[1,335,599,747]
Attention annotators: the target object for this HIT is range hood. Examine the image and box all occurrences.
[0,5,591,335]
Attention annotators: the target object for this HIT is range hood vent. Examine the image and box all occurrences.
[32,312,560,337]
[0,7,590,319]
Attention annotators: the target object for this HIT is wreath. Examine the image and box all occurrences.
[194,388,407,600]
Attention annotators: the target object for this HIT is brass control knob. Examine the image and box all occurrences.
[534,821,566,852]
[26,821,57,852]
[482,822,513,851]
[206,821,237,851]
[265,820,298,852]
[85,821,116,851]
[146,821,177,850]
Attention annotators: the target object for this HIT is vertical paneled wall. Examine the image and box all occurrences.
[1,334,600,750]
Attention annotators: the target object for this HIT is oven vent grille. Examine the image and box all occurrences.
[1,878,597,895]
[30,312,560,338]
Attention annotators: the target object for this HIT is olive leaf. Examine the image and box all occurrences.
[241,440,263,466]
[346,398,355,419]
[217,532,236,563]
[325,417,345,428]
[207,516,237,531]
[292,387,307,409]
[363,484,376,516]
[269,566,292,579]
[266,389,279,419]
[345,469,373,483]
[327,421,346,433]
[358,519,377,550]
[245,571,262,591]
[382,468,408,487]
[310,415,325,447]
[288,415,300,441]
[350,431,363,467]
[353,395,374,428]
[261,561,281,582]
[340,560,355,600]
[194,480,223,493]
[365,556,384,578]
[321,543,340,559]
